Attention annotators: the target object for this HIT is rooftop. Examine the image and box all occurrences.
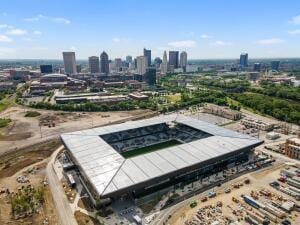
[61,115,263,197]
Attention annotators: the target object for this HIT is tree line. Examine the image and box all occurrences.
[231,93,300,124]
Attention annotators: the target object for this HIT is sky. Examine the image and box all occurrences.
[0,0,300,60]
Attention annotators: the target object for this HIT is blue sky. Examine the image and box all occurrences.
[0,0,300,59]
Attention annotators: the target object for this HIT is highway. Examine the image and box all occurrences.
[46,145,78,225]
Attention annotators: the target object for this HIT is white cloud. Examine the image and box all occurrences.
[200,34,213,39]
[0,47,16,56]
[167,40,197,48]
[70,46,76,51]
[6,28,27,36]
[52,17,71,24]
[33,30,42,35]
[186,31,195,37]
[23,37,36,42]
[256,38,284,45]
[211,40,232,46]
[0,35,13,42]
[0,24,14,29]
[288,29,300,35]
[289,15,300,25]
[24,14,44,22]
[25,14,71,25]
[113,37,121,43]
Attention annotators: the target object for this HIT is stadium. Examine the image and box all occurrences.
[60,115,263,204]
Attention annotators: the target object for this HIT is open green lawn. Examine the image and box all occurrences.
[166,94,181,103]
[121,139,181,158]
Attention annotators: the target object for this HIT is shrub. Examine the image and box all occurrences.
[24,111,41,117]
[0,118,11,127]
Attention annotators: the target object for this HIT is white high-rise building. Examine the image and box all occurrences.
[63,52,77,74]
[180,51,187,71]
[160,50,168,74]
[88,56,100,73]
[136,56,147,75]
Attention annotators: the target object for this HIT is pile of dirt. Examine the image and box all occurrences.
[0,132,32,141]
[75,211,101,225]
[39,114,64,127]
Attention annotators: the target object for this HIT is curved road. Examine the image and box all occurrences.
[46,145,78,225]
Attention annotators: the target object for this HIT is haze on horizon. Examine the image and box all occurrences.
[0,0,300,60]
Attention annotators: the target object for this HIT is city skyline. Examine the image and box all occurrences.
[0,0,300,59]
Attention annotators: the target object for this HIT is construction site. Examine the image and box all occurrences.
[0,140,61,225]
[167,163,300,225]
[0,105,157,155]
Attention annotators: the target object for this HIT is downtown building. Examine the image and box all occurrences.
[136,56,147,75]
[40,65,53,74]
[144,67,156,85]
[143,48,151,67]
[88,56,100,73]
[63,52,77,75]
[271,60,280,71]
[100,51,109,74]
[169,51,179,70]
[160,50,168,74]
[180,51,187,72]
[239,53,248,68]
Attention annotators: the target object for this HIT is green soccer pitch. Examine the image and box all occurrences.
[121,139,181,158]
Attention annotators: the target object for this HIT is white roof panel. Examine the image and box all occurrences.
[61,114,263,197]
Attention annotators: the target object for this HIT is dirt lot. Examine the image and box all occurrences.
[75,211,101,225]
[0,139,61,178]
[169,164,300,225]
[78,196,94,212]
[0,147,60,225]
[0,106,156,156]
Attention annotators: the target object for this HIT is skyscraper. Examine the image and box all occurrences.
[143,48,151,67]
[63,52,77,74]
[100,51,109,74]
[169,51,179,68]
[115,58,122,71]
[179,51,187,72]
[271,60,280,71]
[40,65,53,74]
[160,50,168,74]
[126,55,133,63]
[144,67,156,85]
[153,57,162,69]
[88,56,100,73]
[136,56,147,75]
[239,53,248,67]
[253,63,261,72]
[76,64,81,73]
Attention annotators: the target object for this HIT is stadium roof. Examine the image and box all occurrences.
[61,115,263,197]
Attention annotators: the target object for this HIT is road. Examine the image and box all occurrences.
[46,145,78,225]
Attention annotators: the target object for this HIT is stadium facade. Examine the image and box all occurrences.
[61,115,263,203]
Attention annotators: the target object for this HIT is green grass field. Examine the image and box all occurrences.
[121,139,181,158]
